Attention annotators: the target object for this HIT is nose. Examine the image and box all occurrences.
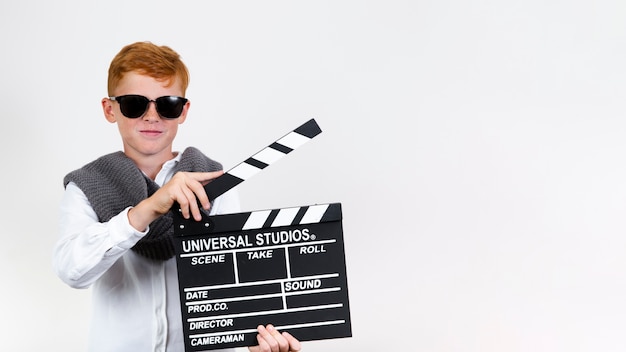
[142,101,160,121]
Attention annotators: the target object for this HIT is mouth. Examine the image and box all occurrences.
[140,129,163,137]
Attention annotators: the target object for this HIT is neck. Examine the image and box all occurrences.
[125,150,176,180]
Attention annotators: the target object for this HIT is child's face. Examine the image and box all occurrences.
[102,72,189,162]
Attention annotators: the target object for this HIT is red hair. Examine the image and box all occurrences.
[107,41,190,96]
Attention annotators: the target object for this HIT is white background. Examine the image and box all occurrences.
[1,0,626,351]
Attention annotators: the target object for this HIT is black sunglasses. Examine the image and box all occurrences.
[109,95,188,119]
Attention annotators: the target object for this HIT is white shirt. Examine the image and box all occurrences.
[53,153,239,352]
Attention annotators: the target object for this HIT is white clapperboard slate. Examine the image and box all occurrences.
[172,119,352,351]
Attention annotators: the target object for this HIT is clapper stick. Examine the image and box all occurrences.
[173,119,322,216]
[203,118,322,201]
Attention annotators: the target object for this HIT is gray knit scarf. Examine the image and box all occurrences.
[63,147,222,261]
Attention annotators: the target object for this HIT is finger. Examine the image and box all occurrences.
[195,170,224,186]
[174,172,215,217]
[171,184,199,220]
[182,186,204,221]
[173,185,192,219]
[252,326,270,352]
[281,331,301,352]
[256,325,281,352]
[184,177,211,214]
[189,171,223,210]
[267,325,290,352]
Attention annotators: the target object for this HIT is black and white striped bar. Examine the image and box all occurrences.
[176,203,342,235]
[204,119,322,201]
[173,203,351,351]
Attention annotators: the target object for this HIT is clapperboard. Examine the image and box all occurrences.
[172,119,352,351]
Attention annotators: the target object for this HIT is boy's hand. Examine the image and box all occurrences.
[248,325,301,352]
[128,171,223,231]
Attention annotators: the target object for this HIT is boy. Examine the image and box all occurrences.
[54,41,301,352]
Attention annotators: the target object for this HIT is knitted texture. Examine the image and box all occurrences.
[64,147,222,261]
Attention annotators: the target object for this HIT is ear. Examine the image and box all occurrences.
[102,97,117,123]
[177,100,191,124]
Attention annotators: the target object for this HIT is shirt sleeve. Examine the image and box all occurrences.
[53,182,147,289]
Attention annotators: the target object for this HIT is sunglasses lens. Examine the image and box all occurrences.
[155,96,187,119]
[118,95,149,118]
